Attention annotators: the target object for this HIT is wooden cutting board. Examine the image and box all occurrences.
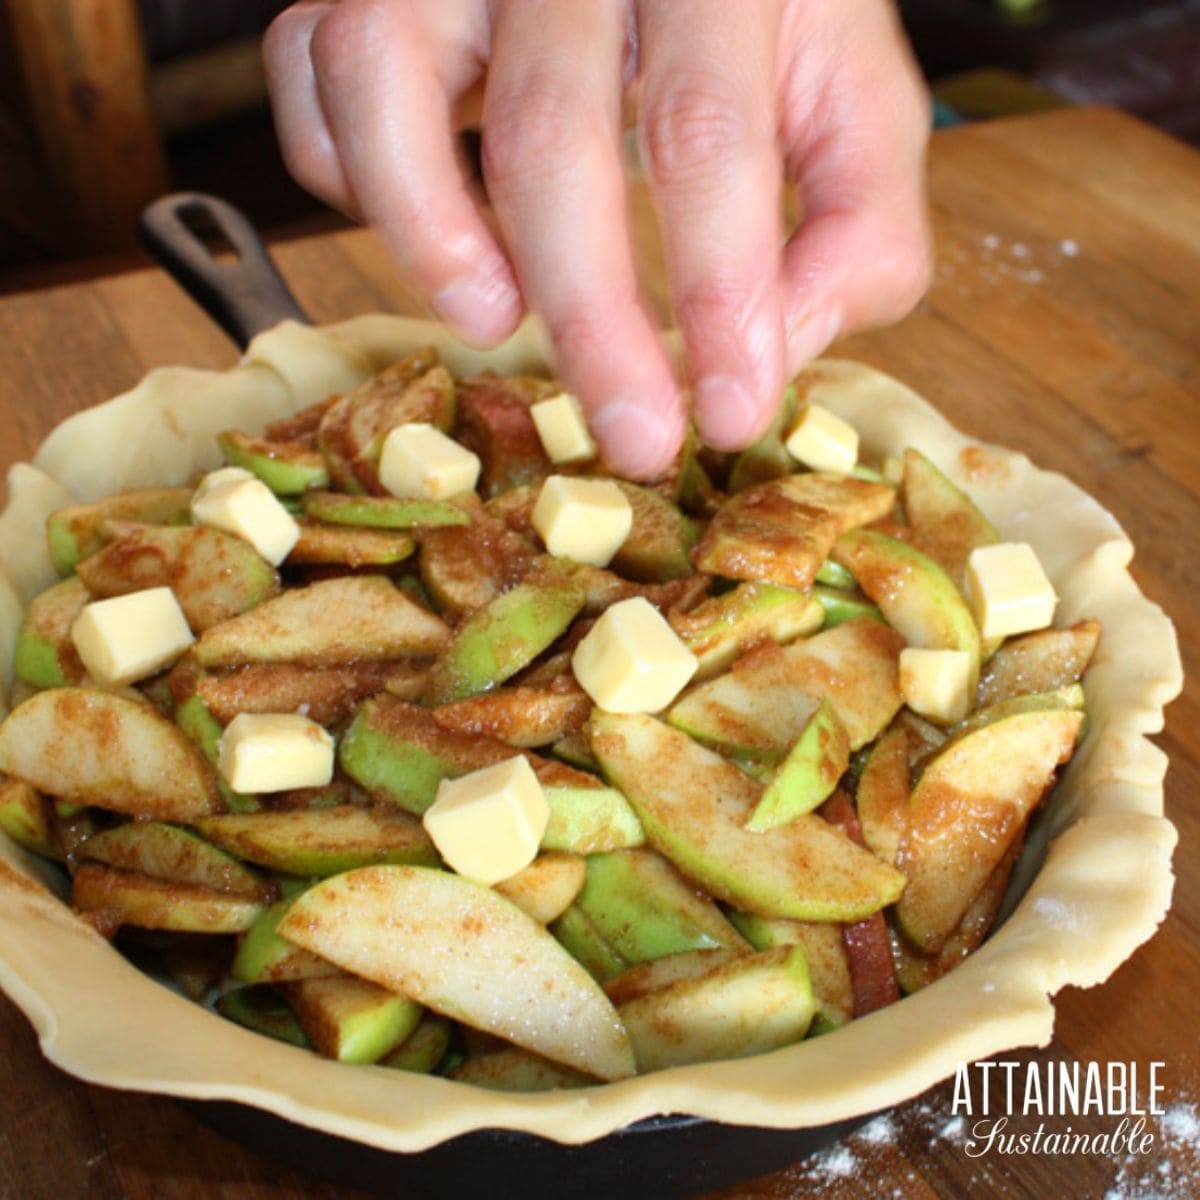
[0,105,1196,1200]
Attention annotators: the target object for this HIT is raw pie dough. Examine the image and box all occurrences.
[0,316,1182,1150]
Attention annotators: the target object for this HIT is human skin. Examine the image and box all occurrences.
[264,0,932,479]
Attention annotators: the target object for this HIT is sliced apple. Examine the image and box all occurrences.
[668,582,823,681]
[618,947,815,1072]
[449,1047,593,1091]
[195,576,448,668]
[900,448,999,588]
[896,705,1083,953]
[609,482,697,583]
[13,576,89,688]
[603,948,744,1006]
[77,523,281,632]
[303,491,470,529]
[423,566,585,704]
[73,864,264,933]
[493,852,586,924]
[174,692,259,814]
[46,487,192,576]
[744,700,850,832]
[379,1013,453,1074]
[574,848,750,963]
[278,865,636,1081]
[80,821,273,899]
[430,682,591,749]
[667,617,903,758]
[232,892,342,984]
[218,428,329,495]
[288,522,416,568]
[417,507,538,616]
[549,904,630,984]
[976,619,1101,708]
[811,585,883,630]
[854,725,910,868]
[536,761,645,855]
[282,974,423,1064]
[0,688,220,819]
[195,805,439,877]
[592,712,906,921]
[0,777,58,859]
[832,527,982,688]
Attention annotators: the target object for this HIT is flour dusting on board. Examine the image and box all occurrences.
[930,232,1080,301]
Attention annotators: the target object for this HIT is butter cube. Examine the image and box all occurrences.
[530,392,597,464]
[532,476,632,567]
[217,712,335,793]
[899,647,972,725]
[572,596,698,713]
[965,542,1057,640]
[191,468,300,565]
[379,423,480,500]
[785,403,859,474]
[422,756,548,884]
[70,587,194,687]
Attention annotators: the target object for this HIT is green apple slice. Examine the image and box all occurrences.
[13,576,90,689]
[72,863,264,932]
[668,583,823,681]
[379,1013,453,1074]
[218,429,329,495]
[726,383,797,494]
[493,852,586,924]
[0,777,58,859]
[854,725,910,868]
[303,491,470,529]
[232,892,342,984]
[574,848,750,964]
[216,985,311,1048]
[897,705,1083,953]
[811,585,883,630]
[609,482,697,583]
[667,617,903,758]
[429,683,591,749]
[603,948,744,1006]
[195,805,439,876]
[80,821,272,899]
[282,975,423,1064]
[418,507,538,616]
[423,567,585,704]
[744,700,850,831]
[196,576,449,668]
[47,487,192,577]
[618,946,816,1072]
[454,373,557,497]
[592,712,906,921]
[289,522,416,567]
[77,523,281,632]
[536,762,645,855]
[976,618,1101,708]
[277,865,636,1081]
[727,912,853,1032]
[449,1047,592,1091]
[549,904,630,984]
[832,527,982,687]
[0,688,220,819]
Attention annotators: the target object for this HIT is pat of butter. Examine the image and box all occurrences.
[532,476,632,567]
[899,647,972,724]
[530,393,597,464]
[572,596,698,713]
[965,542,1057,640]
[422,756,548,884]
[379,423,480,500]
[784,403,859,475]
[70,586,194,687]
[191,468,299,565]
[217,712,335,793]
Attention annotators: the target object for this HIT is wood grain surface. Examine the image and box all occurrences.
[0,107,1196,1200]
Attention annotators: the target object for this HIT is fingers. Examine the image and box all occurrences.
[636,0,787,451]
[262,2,356,216]
[275,0,522,347]
[483,0,685,479]
[778,0,933,371]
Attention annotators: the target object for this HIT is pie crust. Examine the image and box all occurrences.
[0,317,1181,1149]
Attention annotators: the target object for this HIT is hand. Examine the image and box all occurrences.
[264,0,932,479]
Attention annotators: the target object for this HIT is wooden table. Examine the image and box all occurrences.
[0,106,1196,1199]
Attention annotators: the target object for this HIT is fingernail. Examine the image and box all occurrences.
[789,309,842,367]
[591,401,680,480]
[693,375,762,450]
[432,268,522,347]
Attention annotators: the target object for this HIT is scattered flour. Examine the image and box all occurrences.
[1061,238,1080,256]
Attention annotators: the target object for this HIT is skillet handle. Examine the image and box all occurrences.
[138,192,309,349]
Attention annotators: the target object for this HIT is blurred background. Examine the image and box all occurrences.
[1,0,1198,293]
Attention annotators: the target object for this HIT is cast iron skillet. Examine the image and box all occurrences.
[137,192,875,1199]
